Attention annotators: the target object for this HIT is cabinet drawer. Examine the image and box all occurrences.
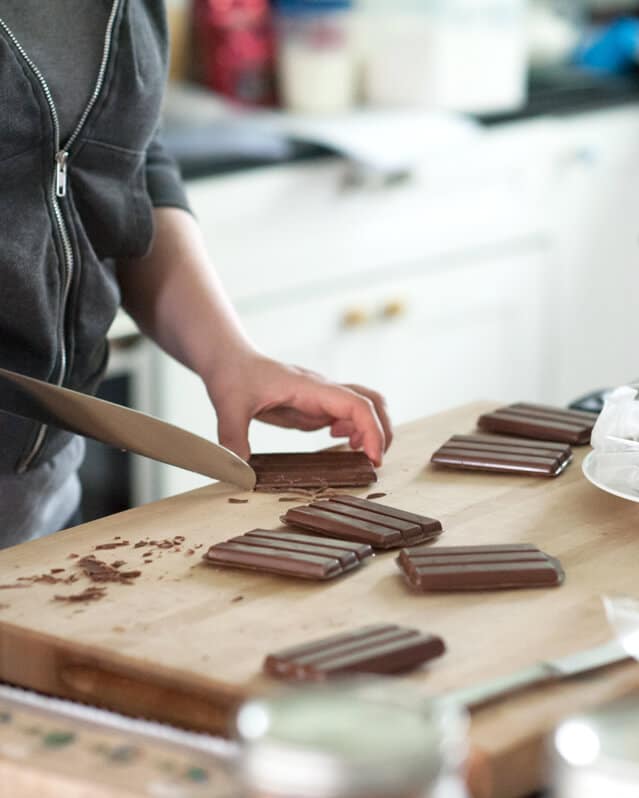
[187,150,548,307]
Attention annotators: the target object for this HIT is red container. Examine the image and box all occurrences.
[193,0,276,106]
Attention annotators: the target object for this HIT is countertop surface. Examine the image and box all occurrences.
[1,402,639,798]
[164,67,639,180]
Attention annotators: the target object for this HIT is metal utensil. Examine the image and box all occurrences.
[441,639,629,709]
[0,366,256,490]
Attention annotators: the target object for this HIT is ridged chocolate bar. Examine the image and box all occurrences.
[282,495,442,549]
[263,623,445,681]
[397,544,564,591]
[203,529,373,580]
[249,452,377,490]
[430,433,573,477]
[477,403,597,445]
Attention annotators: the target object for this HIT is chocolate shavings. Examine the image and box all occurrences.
[54,586,107,603]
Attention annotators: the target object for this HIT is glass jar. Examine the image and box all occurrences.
[274,0,357,114]
[235,681,469,798]
[552,696,639,797]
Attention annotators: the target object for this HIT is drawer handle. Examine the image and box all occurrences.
[341,307,370,328]
[380,299,407,320]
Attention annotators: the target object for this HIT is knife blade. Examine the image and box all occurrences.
[440,639,630,709]
[0,366,256,490]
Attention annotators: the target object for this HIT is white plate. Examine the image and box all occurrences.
[582,450,639,503]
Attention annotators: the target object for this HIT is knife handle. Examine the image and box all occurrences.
[440,663,557,709]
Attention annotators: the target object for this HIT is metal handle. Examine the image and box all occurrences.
[438,663,556,709]
[380,299,407,320]
[341,307,370,328]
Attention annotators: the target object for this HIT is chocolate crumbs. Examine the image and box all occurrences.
[54,587,107,603]
[17,573,79,586]
[95,540,129,551]
[228,498,249,504]
[78,556,141,585]
[366,492,387,500]
[31,575,62,585]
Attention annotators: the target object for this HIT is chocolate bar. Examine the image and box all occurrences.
[263,623,445,681]
[477,403,597,445]
[249,452,377,490]
[203,529,373,580]
[430,433,572,477]
[282,495,442,549]
[397,544,564,591]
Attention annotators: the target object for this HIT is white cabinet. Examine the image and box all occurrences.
[243,244,551,427]
[543,108,639,403]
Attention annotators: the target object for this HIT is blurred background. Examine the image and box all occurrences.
[86,0,639,519]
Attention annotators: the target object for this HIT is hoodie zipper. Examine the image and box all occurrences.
[0,0,121,472]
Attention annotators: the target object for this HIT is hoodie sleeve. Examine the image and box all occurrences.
[145,128,192,214]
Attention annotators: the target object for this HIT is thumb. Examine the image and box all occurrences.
[217,405,251,461]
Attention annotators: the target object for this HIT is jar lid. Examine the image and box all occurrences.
[274,0,353,15]
[236,682,467,798]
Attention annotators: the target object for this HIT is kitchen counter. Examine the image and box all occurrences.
[1,402,639,798]
[479,66,639,126]
[164,68,639,180]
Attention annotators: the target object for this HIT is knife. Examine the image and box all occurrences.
[440,639,630,709]
[0,366,256,490]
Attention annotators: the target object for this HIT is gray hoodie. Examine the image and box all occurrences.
[0,0,188,476]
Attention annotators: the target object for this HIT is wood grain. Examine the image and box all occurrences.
[1,401,638,798]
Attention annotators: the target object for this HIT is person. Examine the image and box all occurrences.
[0,1,391,549]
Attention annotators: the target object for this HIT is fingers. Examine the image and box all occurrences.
[314,383,386,466]
[216,403,251,461]
[343,384,393,452]
[211,356,390,466]
[330,419,356,438]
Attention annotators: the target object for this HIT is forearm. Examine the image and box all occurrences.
[117,207,253,382]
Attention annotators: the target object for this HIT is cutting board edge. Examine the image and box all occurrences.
[0,619,254,736]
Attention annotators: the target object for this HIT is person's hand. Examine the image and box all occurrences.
[204,352,392,466]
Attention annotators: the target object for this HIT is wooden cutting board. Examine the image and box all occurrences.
[1,401,639,798]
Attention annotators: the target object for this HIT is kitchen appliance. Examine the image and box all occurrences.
[0,367,256,491]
